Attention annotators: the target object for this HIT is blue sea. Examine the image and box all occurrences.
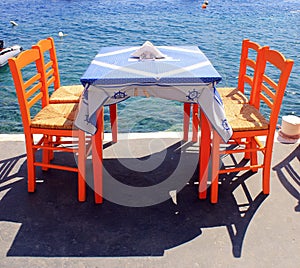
[0,0,299,133]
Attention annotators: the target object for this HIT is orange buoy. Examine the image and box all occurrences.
[202,4,207,9]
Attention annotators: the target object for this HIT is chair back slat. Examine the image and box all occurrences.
[45,63,54,77]
[243,76,253,88]
[47,76,56,88]
[46,69,55,81]
[24,72,41,87]
[25,79,42,99]
[260,82,276,108]
[262,73,278,91]
[245,58,256,69]
[44,60,53,70]
[28,92,44,109]
[259,91,273,109]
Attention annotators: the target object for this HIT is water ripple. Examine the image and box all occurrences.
[0,0,299,133]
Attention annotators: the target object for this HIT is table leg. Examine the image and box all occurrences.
[78,130,86,202]
[92,107,104,204]
[210,129,221,204]
[183,103,191,141]
[198,110,211,199]
[192,104,199,143]
[109,103,118,143]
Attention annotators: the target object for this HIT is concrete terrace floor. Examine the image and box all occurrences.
[0,132,299,268]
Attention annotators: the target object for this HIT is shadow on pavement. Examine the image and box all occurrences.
[0,140,268,258]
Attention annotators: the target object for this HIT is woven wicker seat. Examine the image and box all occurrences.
[49,85,84,103]
[224,103,269,131]
[31,103,78,130]
[218,87,249,104]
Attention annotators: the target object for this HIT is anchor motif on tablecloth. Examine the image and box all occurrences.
[113,90,127,99]
[186,89,200,102]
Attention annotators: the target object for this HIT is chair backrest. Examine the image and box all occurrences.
[237,39,262,94]
[8,48,47,133]
[253,49,294,132]
[32,37,61,93]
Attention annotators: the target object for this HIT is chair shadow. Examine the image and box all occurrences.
[272,145,300,212]
[216,165,267,258]
[0,140,267,258]
[0,154,27,192]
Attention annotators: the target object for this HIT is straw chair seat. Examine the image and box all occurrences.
[224,103,269,131]
[218,87,249,104]
[49,85,84,103]
[31,103,78,130]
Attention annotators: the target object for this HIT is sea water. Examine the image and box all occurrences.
[0,0,299,133]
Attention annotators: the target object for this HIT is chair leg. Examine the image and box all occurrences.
[42,135,50,171]
[199,110,211,199]
[210,129,221,204]
[25,136,36,192]
[250,137,258,172]
[49,135,55,160]
[77,130,86,202]
[54,135,62,149]
[262,139,274,195]
[192,104,199,142]
[244,138,251,160]
[262,161,271,195]
[93,108,104,204]
[109,104,118,143]
[183,103,191,141]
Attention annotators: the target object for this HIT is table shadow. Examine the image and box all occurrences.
[0,140,267,258]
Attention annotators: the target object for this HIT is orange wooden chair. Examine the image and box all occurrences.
[198,40,267,199]
[32,37,117,142]
[8,48,89,202]
[205,48,294,203]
